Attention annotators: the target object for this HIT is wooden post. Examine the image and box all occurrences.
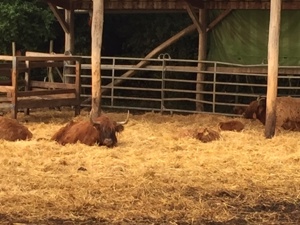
[11,57,18,119]
[265,0,282,138]
[64,9,74,83]
[91,0,104,118]
[196,9,207,111]
[75,59,81,116]
[12,42,16,56]
[64,10,74,54]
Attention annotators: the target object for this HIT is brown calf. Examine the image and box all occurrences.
[195,128,221,143]
[218,120,245,132]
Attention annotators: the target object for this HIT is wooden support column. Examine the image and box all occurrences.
[265,0,282,138]
[65,9,74,54]
[75,59,81,116]
[196,9,207,111]
[90,0,104,118]
[64,9,75,83]
[11,57,18,119]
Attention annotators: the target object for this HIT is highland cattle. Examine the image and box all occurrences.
[51,111,129,147]
[243,96,300,127]
[0,117,32,141]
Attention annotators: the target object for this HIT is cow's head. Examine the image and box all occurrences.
[233,106,247,115]
[243,96,266,124]
[90,111,129,147]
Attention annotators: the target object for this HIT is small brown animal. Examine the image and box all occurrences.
[51,111,129,147]
[218,120,245,132]
[0,117,32,141]
[194,128,220,143]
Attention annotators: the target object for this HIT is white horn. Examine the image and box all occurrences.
[117,110,130,125]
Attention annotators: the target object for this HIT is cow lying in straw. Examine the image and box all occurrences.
[0,117,32,141]
[243,96,300,128]
[51,111,129,147]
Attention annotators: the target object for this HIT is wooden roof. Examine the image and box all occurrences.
[44,0,300,10]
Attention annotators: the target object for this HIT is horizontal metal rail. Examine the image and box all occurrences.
[64,55,300,115]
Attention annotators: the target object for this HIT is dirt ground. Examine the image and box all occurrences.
[0,107,299,225]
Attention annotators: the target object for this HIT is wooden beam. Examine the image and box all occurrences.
[185,1,204,33]
[265,0,282,138]
[64,9,74,50]
[45,0,72,10]
[193,1,300,10]
[91,0,104,118]
[207,9,233,32]
[47,2,70,34]
[206,66,300,75]
[44,0,300,10]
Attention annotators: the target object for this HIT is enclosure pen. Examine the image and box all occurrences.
[0,108,299,224]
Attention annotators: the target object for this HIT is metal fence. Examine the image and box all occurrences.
[64,55,300,116]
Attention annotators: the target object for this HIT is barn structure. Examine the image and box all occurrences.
[1,0,300,137]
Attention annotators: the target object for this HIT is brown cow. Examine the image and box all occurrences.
[218,120,245,132]
[0,117,32,141]
[243,96,300,128]
[51,111,129,147]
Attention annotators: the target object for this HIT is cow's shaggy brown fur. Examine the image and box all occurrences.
[243,96,300,128]
[281,119,300,131]
[243,100,260,119]
[218,120,245,132]
[0,117,32,141]
[51,115,124,147]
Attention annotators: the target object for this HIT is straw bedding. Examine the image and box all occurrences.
[0,108,299,225]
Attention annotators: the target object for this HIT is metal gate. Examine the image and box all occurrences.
[64,55,300,116]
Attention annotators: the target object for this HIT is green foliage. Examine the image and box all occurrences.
[0,0,55,54]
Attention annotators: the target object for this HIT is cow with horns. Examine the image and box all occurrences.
[51,111,129,147]
[0,117,32,141]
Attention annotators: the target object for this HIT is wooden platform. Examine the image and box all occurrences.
[0,54,81,119]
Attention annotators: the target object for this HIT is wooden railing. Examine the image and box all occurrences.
[0,54,81,119]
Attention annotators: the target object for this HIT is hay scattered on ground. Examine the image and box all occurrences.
[0,107,299,224]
